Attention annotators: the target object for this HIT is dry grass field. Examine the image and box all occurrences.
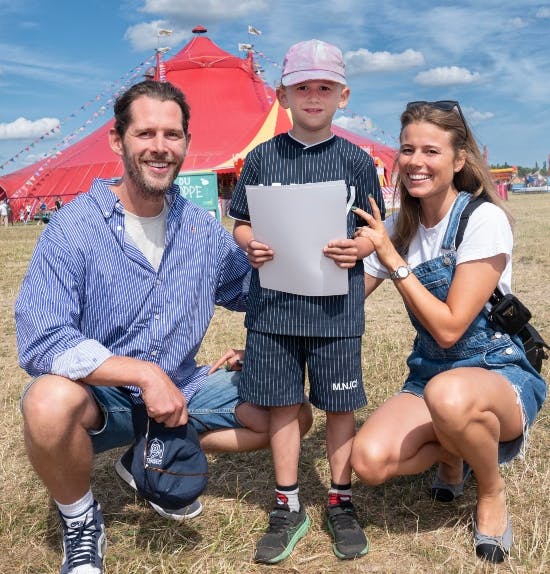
[0,193,548,573]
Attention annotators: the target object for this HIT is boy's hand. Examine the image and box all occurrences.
[323,238,358,268]
[246,239,274,269]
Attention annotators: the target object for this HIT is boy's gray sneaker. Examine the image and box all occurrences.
[115,447,203,521]
[254,504,310,564]
[60,500,107,574]
[327,501,369,560]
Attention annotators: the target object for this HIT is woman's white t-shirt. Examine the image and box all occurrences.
[363,200,513,294]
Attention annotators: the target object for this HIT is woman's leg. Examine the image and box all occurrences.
[351,392,456,485]
[424,367,523,537]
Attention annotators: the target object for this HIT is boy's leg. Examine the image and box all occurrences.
[326,411,355,485]
[307,336,369,560]
[254,403,310,564]
[237,331,311,564]
[325,411,369,560]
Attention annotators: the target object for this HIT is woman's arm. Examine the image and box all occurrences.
[354,199,505,348]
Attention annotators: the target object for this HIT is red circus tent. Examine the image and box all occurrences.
[0,29,396,214]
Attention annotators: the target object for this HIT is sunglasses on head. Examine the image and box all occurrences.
[406,100,468,131]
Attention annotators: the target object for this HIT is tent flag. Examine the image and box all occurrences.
[248,25,262,35]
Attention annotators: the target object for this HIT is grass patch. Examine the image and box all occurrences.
[0,193,548,573]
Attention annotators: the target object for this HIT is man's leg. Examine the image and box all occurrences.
[22,375,103,503]
[199,400,312,452]
[189,369,312,453]
[22,375,108,574]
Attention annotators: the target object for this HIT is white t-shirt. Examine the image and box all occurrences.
[124,202,168,272]
[363,199,513,294]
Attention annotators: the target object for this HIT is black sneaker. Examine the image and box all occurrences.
[60,500,107,574]
[254,504,310,564]
[327,501,369,560]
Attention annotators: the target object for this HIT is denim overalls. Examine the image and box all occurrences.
[402,192,546,463]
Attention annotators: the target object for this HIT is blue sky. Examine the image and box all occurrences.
[1,0,549,175]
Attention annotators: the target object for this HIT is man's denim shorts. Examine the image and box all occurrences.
[20,369,245,454]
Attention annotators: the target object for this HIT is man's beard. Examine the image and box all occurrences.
[123,152,183,200]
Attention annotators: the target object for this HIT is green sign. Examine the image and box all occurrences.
[174,171,220,220]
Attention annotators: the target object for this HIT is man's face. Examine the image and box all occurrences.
[114,96,189,199]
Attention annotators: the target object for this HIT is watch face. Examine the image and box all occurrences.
[397,266,409,278]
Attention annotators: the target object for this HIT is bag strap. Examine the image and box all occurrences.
[455,194,489,250]
[455,194,504,305]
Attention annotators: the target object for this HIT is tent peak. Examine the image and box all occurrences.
[192,25,207,34]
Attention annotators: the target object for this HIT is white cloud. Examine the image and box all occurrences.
[124,20,189,51]
[414,66,481,86]
[333,114,374,133]
[0,117,59,140]
[140,0,268,19]
[510,17,527,28]
[464,108,495,124]
[536,7,550,18]
[345,48,424,74]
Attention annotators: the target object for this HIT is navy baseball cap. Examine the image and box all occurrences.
[130,405,208,509]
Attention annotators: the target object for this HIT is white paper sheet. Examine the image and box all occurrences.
[246,181,349,296]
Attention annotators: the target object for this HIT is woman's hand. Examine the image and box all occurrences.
[353,197,398,267]
[208,348,245,374]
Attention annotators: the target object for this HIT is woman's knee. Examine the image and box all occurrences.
[424,373,472,430]
[351,438,392,486]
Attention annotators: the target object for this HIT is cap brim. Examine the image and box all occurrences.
[281,70,346,87]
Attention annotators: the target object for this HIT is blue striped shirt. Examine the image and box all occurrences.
[229,133,384,337]
[15,178,250,401]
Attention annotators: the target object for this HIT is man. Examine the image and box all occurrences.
[15,80,311,574]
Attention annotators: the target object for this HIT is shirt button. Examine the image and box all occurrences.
[154,314,160,320]
[505,347,513,355]
[104,211,110,217]
[494,332,502,339]
[443,256,451,265]
[116,225,123,231]
[151,350,158,357]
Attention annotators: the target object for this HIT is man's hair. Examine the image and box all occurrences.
[113,80,191,138]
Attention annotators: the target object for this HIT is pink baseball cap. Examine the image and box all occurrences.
[280,39,346,87]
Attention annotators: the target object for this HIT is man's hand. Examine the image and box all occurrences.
[139,362,188,427]
[208,348,245,374]
[85,356,187,427]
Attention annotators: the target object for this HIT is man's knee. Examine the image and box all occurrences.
[22,375,100,432]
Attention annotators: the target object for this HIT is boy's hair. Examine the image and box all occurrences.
[113,80,191,138]
[280,39,346,87]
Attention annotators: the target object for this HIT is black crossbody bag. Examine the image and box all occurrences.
[456,195,549,372]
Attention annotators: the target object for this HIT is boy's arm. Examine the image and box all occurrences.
[233,219,254,251]
[233,220,274,269]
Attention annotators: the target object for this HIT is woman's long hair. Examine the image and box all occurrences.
[391,103,511,256]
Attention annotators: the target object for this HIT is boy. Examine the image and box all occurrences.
[229,39,385,563]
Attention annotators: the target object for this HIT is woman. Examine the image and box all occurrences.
[350,100,546,563]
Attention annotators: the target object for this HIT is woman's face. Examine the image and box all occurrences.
[398,120,465,200]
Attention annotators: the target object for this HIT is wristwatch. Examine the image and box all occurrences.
[389,265,412,281]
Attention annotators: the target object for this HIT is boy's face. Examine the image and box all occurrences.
[277,80,350,143]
